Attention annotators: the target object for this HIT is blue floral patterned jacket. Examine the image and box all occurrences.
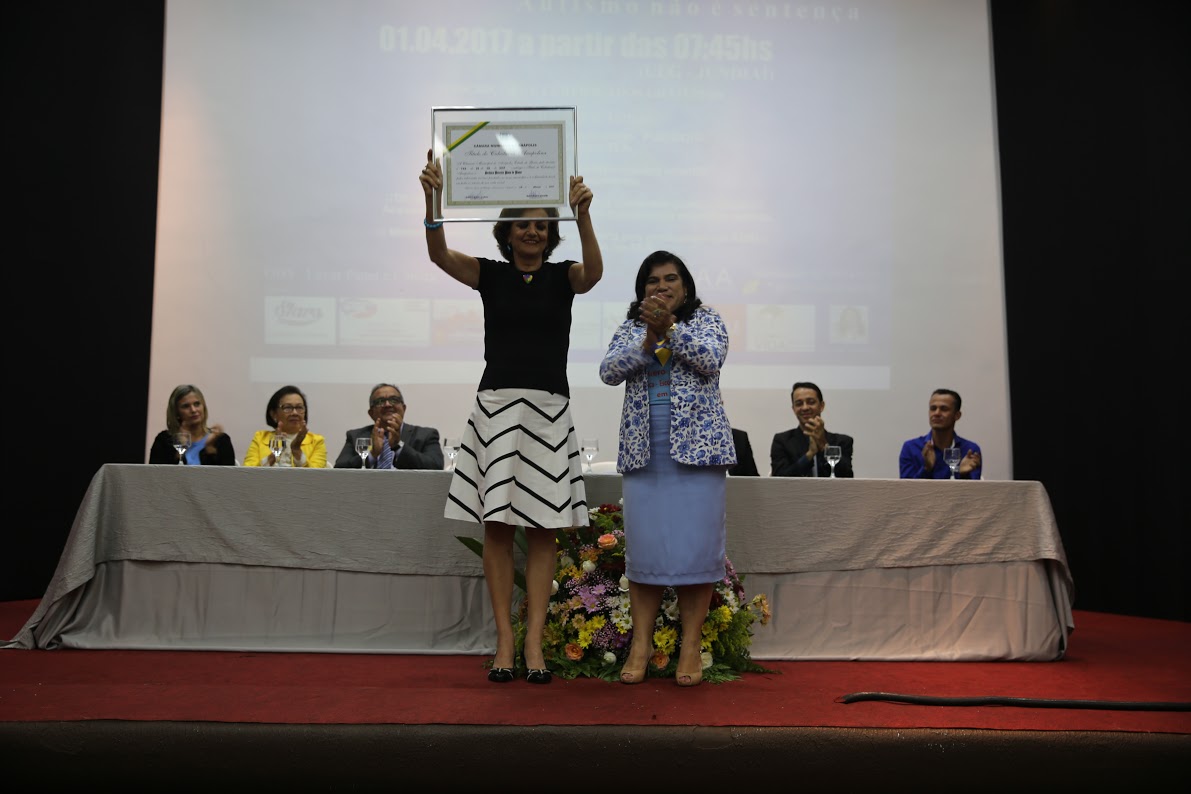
[599,305,737,473]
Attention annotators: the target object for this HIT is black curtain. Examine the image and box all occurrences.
[10,2,162,600]
[993,0,1188,619]
[9,1,1187,619]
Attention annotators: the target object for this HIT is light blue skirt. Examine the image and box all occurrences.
[622,401,727,586]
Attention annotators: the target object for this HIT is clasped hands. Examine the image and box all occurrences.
[639,294,674,348]
[370,412,403,453]
[922,444,980,474]
[801,417,828,458]
[289,421,309,456]
[204,424,226,455]
[267,420,309,466]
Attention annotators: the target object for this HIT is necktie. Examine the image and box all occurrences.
[376,436,395,470]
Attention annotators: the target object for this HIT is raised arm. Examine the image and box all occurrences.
[420,150,480,288]
[567,175,603,294]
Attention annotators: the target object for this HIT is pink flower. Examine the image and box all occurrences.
[651,651,670,669]
[565,643,584,661]
[597,534,617,549]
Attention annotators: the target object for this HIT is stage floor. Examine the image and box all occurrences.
[2,600,1187,788]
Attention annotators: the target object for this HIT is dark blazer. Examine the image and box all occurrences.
[728,428,759,476]
[148,430,236,465]
[771,427,854,478]
[333,423,443,470]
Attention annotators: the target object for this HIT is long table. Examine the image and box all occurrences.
[4,465,1074,660]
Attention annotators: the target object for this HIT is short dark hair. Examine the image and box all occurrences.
[790,382,823,402]
[626,250,703,324]
[369,383,404,406]
[932,388,962,412]
[492,207,562,262]
[265,385,308,428]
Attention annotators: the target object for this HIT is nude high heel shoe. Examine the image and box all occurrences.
[619,645,652,684]
[619,663,648,684]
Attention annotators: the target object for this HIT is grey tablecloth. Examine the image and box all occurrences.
[4,465,1073,659]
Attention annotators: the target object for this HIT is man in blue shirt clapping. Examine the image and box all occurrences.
[899,389,982,479]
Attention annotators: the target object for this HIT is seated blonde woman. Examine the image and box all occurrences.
[243,384,327,468]
[148,384,236,465]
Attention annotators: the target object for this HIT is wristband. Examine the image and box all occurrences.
[424,218,443,230]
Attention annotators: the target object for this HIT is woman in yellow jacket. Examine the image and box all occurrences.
[243,385,327,468]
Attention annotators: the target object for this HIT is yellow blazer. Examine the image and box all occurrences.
[243,429,328,468]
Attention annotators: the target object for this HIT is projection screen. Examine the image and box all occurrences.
[149,0,1011,479]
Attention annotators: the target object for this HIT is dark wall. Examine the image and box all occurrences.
[9,2,1187,618]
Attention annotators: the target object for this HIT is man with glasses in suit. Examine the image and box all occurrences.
[333,383,444,470]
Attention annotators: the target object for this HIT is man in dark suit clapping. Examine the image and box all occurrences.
[333,383,444,470]
[770,381,854,478]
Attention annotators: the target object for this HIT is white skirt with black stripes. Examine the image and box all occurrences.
[445,389,589,529]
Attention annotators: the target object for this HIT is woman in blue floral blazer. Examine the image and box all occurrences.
[599,250,736,687]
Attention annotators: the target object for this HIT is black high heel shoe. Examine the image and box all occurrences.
[525,668,553,685]
[487,666,515,683]
[522,645,552,684]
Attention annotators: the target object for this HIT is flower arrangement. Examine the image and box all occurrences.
[459,502,771,682]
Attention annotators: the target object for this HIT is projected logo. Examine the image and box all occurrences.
[265,296,336,345]
[340,298,378,320]
[745,304,815,353]
[340,297,432,347]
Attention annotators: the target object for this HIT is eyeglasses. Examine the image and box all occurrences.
[370,396,404,408]
[278,404,306,414]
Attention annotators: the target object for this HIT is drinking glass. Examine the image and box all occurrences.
[355,437,372,468]
[443,438,459,471]
[824,445,842,477]
[944,447,962,479]
[581,438,599,472]
[270,433,288,467]
[172,432,191,465]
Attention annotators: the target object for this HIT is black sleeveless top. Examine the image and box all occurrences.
[475,257,576,397]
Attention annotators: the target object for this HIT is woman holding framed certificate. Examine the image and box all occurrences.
[419,151,603,684]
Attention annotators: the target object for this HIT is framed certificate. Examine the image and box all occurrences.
[430,106,578,223]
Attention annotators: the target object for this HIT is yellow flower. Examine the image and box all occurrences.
[653,625,678,655]
[577,615,607,648]
[543,624,565,647]
[751,594,772,625]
